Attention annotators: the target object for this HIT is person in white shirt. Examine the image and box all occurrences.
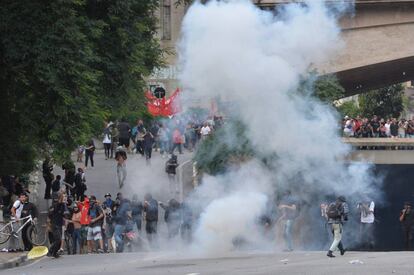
[200,123,211,139]
[357,200,375,250]
[8,193,27,252]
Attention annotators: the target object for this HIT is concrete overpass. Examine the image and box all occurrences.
[255,0,414,96]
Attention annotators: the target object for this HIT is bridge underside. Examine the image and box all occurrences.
[335,56,414,97]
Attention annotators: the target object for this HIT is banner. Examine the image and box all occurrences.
[146,88,181,117]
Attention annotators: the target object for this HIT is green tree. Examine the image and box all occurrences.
[336,100,360,118]
[313,74,345,103]
[0,0,163,175]
[358,84,405,119]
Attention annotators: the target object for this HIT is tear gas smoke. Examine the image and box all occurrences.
[178,0,380,254]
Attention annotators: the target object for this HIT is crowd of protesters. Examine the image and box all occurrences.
[342,115,414,138]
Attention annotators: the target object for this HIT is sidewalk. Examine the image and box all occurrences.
[0,251,28,269]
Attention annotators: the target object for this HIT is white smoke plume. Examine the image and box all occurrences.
[178,0,376,254]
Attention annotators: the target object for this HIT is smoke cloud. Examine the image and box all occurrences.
[178,0,378,254]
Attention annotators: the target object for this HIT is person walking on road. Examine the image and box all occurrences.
[165,154,179,195]
[326,196,349,257]
[115,147,127,189]
[277,191,297,252]
[85,140,96,168]
[144,193,158,246]
[113,193,131,252]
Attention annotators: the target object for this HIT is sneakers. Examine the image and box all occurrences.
[97,249,104,254]
[340,249,346,256]
[327,250,335,258]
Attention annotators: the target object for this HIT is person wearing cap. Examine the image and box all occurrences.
[327,196,349,258]
[70,204,82,254]
[399,202,414,250]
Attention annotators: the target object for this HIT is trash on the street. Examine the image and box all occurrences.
[349,259,364,265]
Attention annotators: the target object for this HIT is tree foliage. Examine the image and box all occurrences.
[0,0,163,175]
[358,84,404,119]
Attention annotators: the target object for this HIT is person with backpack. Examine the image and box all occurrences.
[277,191,297,252]
[144,193,159,244]
[326,196,349,258]
[131,194,143,232]
[165,154,179,195]
[113,192,131,252]
[160,199,182,238]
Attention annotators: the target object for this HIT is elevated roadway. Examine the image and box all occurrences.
[255,0,414,96]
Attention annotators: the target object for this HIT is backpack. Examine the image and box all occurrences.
[146,200,158,221]
[327,203,342,219]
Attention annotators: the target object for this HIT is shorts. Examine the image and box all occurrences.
[87,226,103,241]
[119,138,130,147]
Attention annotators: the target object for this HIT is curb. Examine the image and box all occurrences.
[0,254,28,270]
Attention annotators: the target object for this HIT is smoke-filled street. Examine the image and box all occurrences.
[5,251,413,275]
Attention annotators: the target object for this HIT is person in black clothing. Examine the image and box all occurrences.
[131,194,143,232]
[62,161,76,196]
[160,199,181,238]
[74,168,86,201]
[42,157,54,199]
[48,193,67,258]
[180,201,193,243]
[118,119,131,149]
[51,175,61,194]
[400,202,414,250]
[390,118,399,138]
[143,129,154,163]
[165,154,179,194]
[143,193,158,244]
[85,140,95,168]
[21,193,39,251]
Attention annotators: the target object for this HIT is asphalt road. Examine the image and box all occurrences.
[4,250,414,275]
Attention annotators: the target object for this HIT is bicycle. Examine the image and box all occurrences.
[0,215,47,246]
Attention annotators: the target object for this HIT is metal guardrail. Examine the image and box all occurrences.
[343,137,414,147]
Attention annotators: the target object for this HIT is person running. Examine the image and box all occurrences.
[115,147,127,189]
[118,119,131,151]
[326,196,349,257]
[165,154,179,195]
[85,140,96,168]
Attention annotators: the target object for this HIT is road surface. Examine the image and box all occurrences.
[3,250,413,275]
